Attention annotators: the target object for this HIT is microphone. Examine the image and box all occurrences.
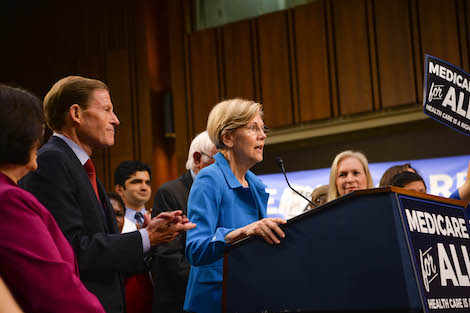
[275,157,318,208]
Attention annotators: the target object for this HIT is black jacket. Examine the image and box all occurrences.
[20,136,147,313]
[151,170,193,313]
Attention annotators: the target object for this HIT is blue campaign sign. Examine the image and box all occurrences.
[397,194,470,312]
[424,55,470,136]
[259,154,470,219]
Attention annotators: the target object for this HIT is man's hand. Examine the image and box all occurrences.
[145,210,196,246]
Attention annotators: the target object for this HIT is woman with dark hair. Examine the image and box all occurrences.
[0,84,105,313]
[379,163,417,187]
[390,171,427,193]
[107,192,126,233]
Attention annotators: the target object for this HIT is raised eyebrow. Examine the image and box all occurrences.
[129,179,144,183]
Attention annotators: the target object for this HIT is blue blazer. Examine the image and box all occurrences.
[184,152,268,313]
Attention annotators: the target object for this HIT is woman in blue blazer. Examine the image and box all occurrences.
[184,98,287,313]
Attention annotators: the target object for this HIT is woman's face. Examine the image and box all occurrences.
[25,142,39,173]
[403,181,426,193]
[110,199,125,232]
[230,112,267,168]
[335,156,368,196]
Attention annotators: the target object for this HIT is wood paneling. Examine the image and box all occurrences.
[222,20,257,100]
[188,29,221,134]
[106,49,135,187]
[168,0,191,174]
[76,55,105,81]
[258,11,295,127]
[374,0,417,107]
[332,0,374,115]
[294,1,331,121]
[458,0,469,71]
[325,0,339,117]
[417,0,461,103]
[418,0,461,66]
[140,0,176,193]
[7,0,470,178]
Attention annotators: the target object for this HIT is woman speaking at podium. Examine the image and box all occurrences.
[184,98,286,313]
[327,150,374,201]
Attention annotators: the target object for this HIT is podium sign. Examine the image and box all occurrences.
[398,195,470,312]
[423,54,470,136]
[223,188,469,313]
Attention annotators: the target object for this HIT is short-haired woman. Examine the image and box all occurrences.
[327,150,374,201]
[0,84,105,313]
[184,98,287,313]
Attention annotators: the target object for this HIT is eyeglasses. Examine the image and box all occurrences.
[244,124,269,135]
[201,151,215,162]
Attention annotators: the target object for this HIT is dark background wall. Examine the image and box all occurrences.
[1,0,469,204]
[0,0,176,205]
[167,0,470,175]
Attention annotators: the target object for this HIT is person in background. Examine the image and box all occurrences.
[306,185,328,210]
[379,163,417,187]
[390,171,427,193]
[327,150,374,202]
[20,76,195,313]
[114,161,152,233]
[0,84,105,313]
[107,192,126,233]
[151,131,217,313]
[184,98,287,313]
[114,161,154,313]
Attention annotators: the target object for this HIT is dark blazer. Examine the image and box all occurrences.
[20,136,147,313]
[151,170,193,313]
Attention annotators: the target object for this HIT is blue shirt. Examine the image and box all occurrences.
[450,189,470,218]
[184,152,269,313]
[124,207,147,225]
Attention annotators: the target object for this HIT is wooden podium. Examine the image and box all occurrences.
[222,187,469,313]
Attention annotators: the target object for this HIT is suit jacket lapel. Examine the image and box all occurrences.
[183,170,194,190]
[50,136,109,230]
[97,180,118,233]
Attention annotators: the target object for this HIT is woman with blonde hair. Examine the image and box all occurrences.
[184,98,287,313]
[327,150,374,201]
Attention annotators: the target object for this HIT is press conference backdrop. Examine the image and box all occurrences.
[259,155,470,219]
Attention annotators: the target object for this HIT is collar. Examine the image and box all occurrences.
[125,206,147,219]
[214,152,267,191]
[190,168,196,181]
[53,133,89,165]
[0,171,15,186]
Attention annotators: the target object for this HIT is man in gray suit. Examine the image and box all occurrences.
[151,131,217,313]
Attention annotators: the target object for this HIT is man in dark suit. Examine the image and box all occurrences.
[151,131,217,313]
[20,76,195,313]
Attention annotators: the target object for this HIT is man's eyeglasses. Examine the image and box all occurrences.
[201,151,215,161]
[244,124,269,135]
